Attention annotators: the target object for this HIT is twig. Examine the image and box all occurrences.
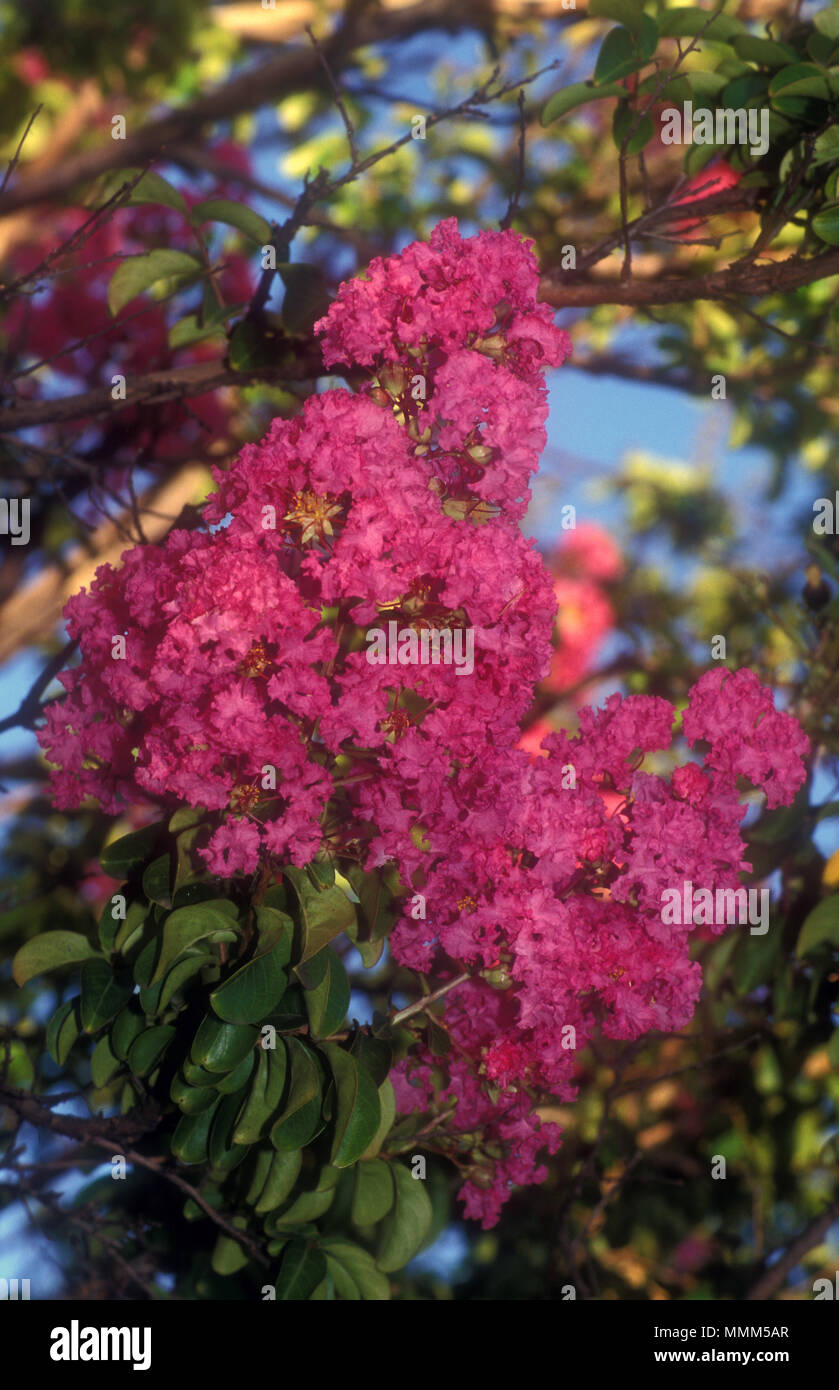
[1,105,43,195]
[500,90,527,232]
[305,24,359,165]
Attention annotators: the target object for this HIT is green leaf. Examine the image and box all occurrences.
[797,896,839,955]
[191,1015,259,1073]
[107,249,203,316]
[214,1050,256,1094]
[284,868,356,963]
[46,999,81,1066]
[278,262,331,336]
[541,80,627,126]
[168,313,228,350]
[211,1228,251,1276]
[657,7,745,40]
[80,958,133,1032]
[352,1158,395,1226]
[171,1098,221,1164]
[730,34,796,68]
[99,895,145,954]
[815,7,839,41]
[769,63,832,100]
[813,127,839,165]
[376,1162,433,1273]
[127,1025,176,1077]
[588,0,644,35]
[254,1148,302,1214]
[170,1071,219,1114]
[155,954,213,1014]
[110,1006,144,1061]
[233,1044,288,1144]
[612,101,655,155]
[5,1039,34,1089]
[190,198,272,245]
[141,853,172,907]
[13,931,99,986]
[210,930,291,1025]
[595,27,644,84]
[99,168,187,215]
[359,1079,397,1161]
[323,1042,381,1169]
[272,1185,335,1227]
[813,200,839,244]
[209,1088,251,1170]
[275,1239,327,1300]
[322,1240,390,1301]
[304,950,350,1038]
[152,901,240,983]
[91,1033,121,1088]
[100,823,163,878]
[349,1031,392,1087]
[270,1038,323,1150]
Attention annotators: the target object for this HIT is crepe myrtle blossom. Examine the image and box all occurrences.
[38,221,808,1227]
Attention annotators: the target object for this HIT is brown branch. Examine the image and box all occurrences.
[0,0,492,219]
[0,1082,269,1269]
[540,248,839,309]
[746,1201,839,1301]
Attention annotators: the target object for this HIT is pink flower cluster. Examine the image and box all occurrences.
[39,220,808,1227]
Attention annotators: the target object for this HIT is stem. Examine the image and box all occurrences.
[389,971,471,1027]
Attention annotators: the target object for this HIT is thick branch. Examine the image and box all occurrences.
[540,248,839,309]
[0,0,484,218]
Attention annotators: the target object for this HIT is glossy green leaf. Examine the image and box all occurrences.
[352,1158,395,1226]
[731,34,796,68]
[99,895,145,954]
[376,1161,433,1273]
[168,313,228,350]
[813,127,839,165]
[99,168,187,214]
[813,201,839,244]
[349,1031,392,1088]
[141,853,172,908]
[79,958,133,1032]
[151,901,239,984]
[127,1025,176,1077]
[322,1042,381,1169]
[594,20,657,85]
[797,895,839,954]
[270,1038,323,1150]
[588,0,644,35]
[108,249,203,316]
[275,1239,327,1300]
[272,1186,336,1227]
[46,998,81,1066]
[657,7,745,40]
[210,931,291,1024]
[541,80,627,126]
[209,1088,250,1169]
[190,198,272,245]
[359,1079,397,1161]
[284,868,356,964]
[211,1228,251,1276]
[214,1049,256,1095]
[304,950,350,1038]
[322,1240,390,1301]
[110,1006,143,1061]
[254,1148,303,1214]
[155,954,213,1014]
[100,823,163,878]
[769,63,832,99]
[171,1098,221,1164]
[13,932,99,986]
[233,1043,288,1144]
[171,1071,219,1114]
[191,1015,259,1073]
[91,1033,121,1088]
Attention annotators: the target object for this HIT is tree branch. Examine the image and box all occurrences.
[746,1201,839,1301]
